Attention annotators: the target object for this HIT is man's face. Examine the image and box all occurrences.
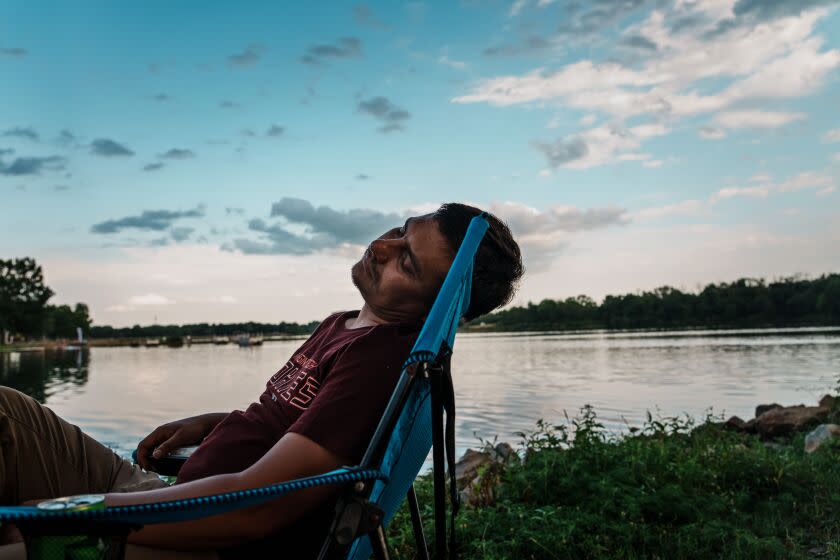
[351,215,454,323]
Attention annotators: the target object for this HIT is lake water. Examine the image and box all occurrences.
[1,327,838,462]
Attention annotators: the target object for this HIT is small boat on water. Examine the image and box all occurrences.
[145,338,161,347]
[212,336,229,345]
[236,334,264,347]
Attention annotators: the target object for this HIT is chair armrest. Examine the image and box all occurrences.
[0,468,387,528]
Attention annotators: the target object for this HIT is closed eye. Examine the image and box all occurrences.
[401,252,415,275]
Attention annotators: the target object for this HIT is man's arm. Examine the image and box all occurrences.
[107,432,347,550]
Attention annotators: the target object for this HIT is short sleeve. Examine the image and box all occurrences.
[286,328,413,464]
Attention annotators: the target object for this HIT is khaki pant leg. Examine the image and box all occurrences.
[0,386,164,504]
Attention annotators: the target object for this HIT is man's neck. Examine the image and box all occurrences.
[345,305,389,329]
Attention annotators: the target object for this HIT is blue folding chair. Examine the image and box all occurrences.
[0,214,489,560]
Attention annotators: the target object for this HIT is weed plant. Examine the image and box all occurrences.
[387,406,840,559]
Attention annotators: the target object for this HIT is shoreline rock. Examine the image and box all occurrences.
[453,442,519,508]
[804,424,840,454]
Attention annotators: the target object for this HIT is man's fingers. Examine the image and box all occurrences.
[136,426,170,467]
[151,433,182,459]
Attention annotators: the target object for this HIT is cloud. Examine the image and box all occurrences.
[439,54,467,70]
[483,35,553,57]
[554,0,657,40]
[822,128,840,143]
[0,148,14,156]
[509,0,528,17]
[170,227,195,242]
[2,127,39,141]
[57,129,78,147]
[127,293,175,306]
[356,96,411,133]
[228,45,263,67]
[713,110,806,129]
[266,125,285,137]
[453,6,840,168]
[532,137,589,167]
[620,34,658,51]
[731,0,838,22]
[90,138,134,157]
[301,37,362,65]
[493,202,629,235]
[711,186,772,202]
[775,171,833,192]
[225,207,245,215]
[159,148,196,160]
[534,123,669,169]
[0,155,66,176]
[91,206,205,234]
[711,171,834,201]
[698,126,727,140]
[143,162,165,172]
[353,4,389,29]
[635,199,704,220]
[0,48,26,57]
[232,219,331,255]
[487,201,630,268]
[270,198,405,244]
[229,199,408,255]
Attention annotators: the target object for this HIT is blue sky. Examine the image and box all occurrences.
[3,0,840,326]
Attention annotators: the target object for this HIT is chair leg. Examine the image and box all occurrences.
[407,485,430,560]
[370,525,391,560]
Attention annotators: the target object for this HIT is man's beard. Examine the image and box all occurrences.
[350,260,368,298]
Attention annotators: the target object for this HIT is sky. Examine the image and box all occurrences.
[2,0,840,327]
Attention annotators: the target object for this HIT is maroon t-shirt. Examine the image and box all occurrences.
[177,310,419,483]
[177,311,419,557]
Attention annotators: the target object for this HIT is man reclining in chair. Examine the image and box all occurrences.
[0,202,523,559]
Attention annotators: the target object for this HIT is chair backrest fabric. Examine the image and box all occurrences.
[347,214,488,560]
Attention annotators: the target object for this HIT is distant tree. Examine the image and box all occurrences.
[43,303,92,339]
[0,258,54,340]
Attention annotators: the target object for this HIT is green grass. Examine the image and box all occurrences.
[387,406,840,560]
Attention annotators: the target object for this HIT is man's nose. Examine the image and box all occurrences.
[370,238,402,262]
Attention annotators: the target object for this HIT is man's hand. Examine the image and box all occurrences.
[136,413,227,470]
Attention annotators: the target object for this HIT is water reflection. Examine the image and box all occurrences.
[0,349,89,403]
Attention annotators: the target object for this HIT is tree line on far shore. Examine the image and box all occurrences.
[89,321,319,339]
[4,257,840,342]
[470,274,840,331]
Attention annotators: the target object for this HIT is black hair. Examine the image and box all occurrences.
[433,203,524,321]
